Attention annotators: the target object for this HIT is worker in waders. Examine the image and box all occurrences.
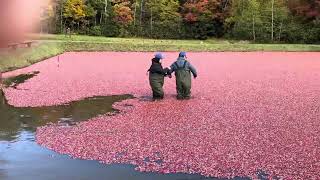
[170,52,197,99]
[148,53,171,100]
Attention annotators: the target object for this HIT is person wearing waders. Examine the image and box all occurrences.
[148,53,171,100]
[170,52,197,99]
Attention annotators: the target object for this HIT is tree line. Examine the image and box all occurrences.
[41,0,320,43]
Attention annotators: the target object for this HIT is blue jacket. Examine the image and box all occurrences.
[170,57,197,78]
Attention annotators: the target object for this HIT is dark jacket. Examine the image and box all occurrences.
[148,58,170,76]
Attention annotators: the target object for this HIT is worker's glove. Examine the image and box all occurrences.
[164,68,172,78]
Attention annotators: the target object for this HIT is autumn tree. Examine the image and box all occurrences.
[41,0,319,43]
[86,0,112,25]
[64,0,86,30]
[286,0,320,43]
[113,0,134,26]
[226,0,261,41]
[181,0,230,39]
[263,0,289,41]
[227,0,288,42]
[146,0,182,38]
[288,0,320,20]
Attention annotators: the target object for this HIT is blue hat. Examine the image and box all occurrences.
[155,53,164,59]
[179,52,187,57]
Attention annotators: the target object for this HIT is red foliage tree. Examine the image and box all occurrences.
[113,0,133,26]
[181,0,229,23]
[289,0,320,20]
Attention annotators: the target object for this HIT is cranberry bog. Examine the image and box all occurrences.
[2,52,320,179]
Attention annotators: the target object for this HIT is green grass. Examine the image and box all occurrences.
[1,34,320,72]
[32,34,320,52]
[0,42,64,72]
[64,41,320,52]
[30,34,216,45]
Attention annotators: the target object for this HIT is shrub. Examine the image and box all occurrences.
[89,26,102,36]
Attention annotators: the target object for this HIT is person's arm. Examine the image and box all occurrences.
[163,68,172,78]
[188,62,198,78]
[163,67,169,74]
[147,65,152,73]
[150,64,168,75]
[169,63,177,74]
[157,65,168,75]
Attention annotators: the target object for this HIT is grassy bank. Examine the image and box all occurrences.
[1,34,320,72]
[0,42,64,72]
[65,41,320,52]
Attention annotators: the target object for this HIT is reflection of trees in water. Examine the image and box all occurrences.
[3,71,40,89]
[0,87,132,142]
[0,90,20,141]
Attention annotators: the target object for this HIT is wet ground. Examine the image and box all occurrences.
[0,73,247,180]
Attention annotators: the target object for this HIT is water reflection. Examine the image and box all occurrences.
[0,91,132,141]
[3,71,40,89]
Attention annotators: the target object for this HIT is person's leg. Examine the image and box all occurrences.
[152,83,163,99]
[179,71,191,99]
[183,72,192,98]
[159,76,164,99]
[175,71,184,99]
[156,84,164,99]
[150,74,164,99]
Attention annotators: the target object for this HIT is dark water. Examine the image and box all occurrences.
[2,71,40,89]
[0,73,250,180]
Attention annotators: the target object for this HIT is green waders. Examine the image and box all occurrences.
[175,69,191,99]
[149,73,165,99]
